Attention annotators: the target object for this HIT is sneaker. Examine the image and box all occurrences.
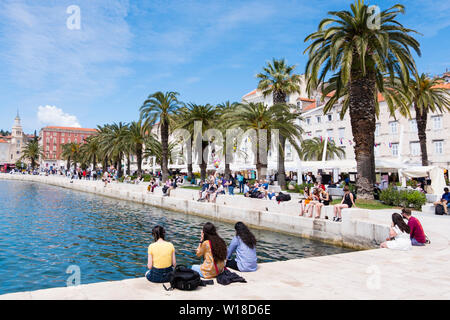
[337,218,342,222]
[332,217,336,221]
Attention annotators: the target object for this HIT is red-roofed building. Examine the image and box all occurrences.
[39,126,97,169]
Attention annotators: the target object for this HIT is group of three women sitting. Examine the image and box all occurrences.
[299,186,330,218]
[145,221,257,283]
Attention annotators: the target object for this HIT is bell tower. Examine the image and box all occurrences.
[9,110,24,163]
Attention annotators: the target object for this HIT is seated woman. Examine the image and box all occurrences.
[333,186,355,222]
[209,181,223,203]
[318,188,330,219]
[145,225,176,283]
[380,213,412,250]
[226,222,257,272]
[308,188,322,218]
[191,222,227,279]
[299,186,312,216]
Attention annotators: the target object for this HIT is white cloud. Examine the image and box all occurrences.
[37,105,81,128]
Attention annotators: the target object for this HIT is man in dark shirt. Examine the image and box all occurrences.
[401,208,426,246]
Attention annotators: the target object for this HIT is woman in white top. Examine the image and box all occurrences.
[380,213,412,250]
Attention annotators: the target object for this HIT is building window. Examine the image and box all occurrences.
[338,128,345,140]
[316,116,321,124]
[327,114,333,122]
[327,129,334,140]
[297,101,303,109]
[46,138,49,143]
[409,119,417,133]
[315,130,322,138]
[306,117,311,125]
[434,140,443,154]
[410,142,420,156]
[432,116,442,130]
[285,143,292,160]
[392,143,399,156]
[389,121,398,134]
[53,145,56,151]
[375,123,381,136]
[61,138,65,144]
[61,132,65,136]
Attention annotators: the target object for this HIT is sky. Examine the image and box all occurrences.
[0,0,449,133]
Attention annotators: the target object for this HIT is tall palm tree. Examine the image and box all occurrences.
[229,102,273,179]
[127,119,150,176]
[143,134,178,168]
[20,140,43,170]
[390,73,450,166]
[257,58,302,189]
[61,142,81,172]
[80,135,100,171]
[176,103,220,180]
[216,101,239,179]
[300,137,346,161]
[304,1,420,199]
[140,91,181,181]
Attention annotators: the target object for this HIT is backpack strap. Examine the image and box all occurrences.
[162,283,173,291]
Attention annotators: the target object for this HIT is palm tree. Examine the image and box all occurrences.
[229,102,273,179]
[304,1,420,199]
[300,137,346,161]
[176,103,220,180]
[127,119,150,176]
[257,58,302,189]
[143,134,178,168]
[216,101,239,179]
[61,142,81,172]
[140,91,181,181]
[20,140,43,170]
[390,73,450,166]
[80,136,100,171]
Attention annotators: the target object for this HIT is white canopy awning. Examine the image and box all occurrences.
[399,166,447,195]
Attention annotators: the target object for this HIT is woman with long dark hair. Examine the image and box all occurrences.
[380,213,412,250]
[226,222,257,272]
[145,225,176,283]
[191,222,227,278]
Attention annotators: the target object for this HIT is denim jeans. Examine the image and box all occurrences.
[411,238,425,246]
[239,182,244,193]
[190,265,205,278]
[228,186,234,195]
[145,266,173,283]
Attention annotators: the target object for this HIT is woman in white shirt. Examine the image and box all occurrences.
[380,213,412,250]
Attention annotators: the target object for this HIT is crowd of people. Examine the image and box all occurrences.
[145,221,257,283]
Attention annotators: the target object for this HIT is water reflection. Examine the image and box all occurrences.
[0,180,353,294]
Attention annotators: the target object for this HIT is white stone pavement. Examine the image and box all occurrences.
[1,174,449,300]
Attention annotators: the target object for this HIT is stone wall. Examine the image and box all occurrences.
[0,174,390,249]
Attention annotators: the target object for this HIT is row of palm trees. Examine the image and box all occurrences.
[19,1,449,199]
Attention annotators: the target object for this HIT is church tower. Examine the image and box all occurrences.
[9,110,24,163]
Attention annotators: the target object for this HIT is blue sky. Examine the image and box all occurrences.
[0,0,449,133]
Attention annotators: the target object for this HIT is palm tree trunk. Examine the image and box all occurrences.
[67,157,71,171]
[92,154,96,171]
[126,154,131,175]
[200,141,209,180]
[187,140,194,180]
[161,122,169,182]
[348,68,376,200]
[274,90,287,189]
[136,144,143,176]
[117,153,123,178]
[277,136,287,189]
[415,104,429,166]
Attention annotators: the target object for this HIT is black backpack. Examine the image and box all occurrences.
[276,192,291,202]
[163,265,202,291]
[435,204,445,215]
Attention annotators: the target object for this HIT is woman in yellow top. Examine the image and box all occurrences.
[145,225,176,283]
[191,222,227,279]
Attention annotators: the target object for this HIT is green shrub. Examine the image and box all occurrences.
[379,187,426,210]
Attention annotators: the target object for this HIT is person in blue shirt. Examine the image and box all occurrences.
[436,187,450,214]
[226,222,258,272]
[236,173,244,193]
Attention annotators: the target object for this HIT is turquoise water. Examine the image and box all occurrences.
[0,179,353,295]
